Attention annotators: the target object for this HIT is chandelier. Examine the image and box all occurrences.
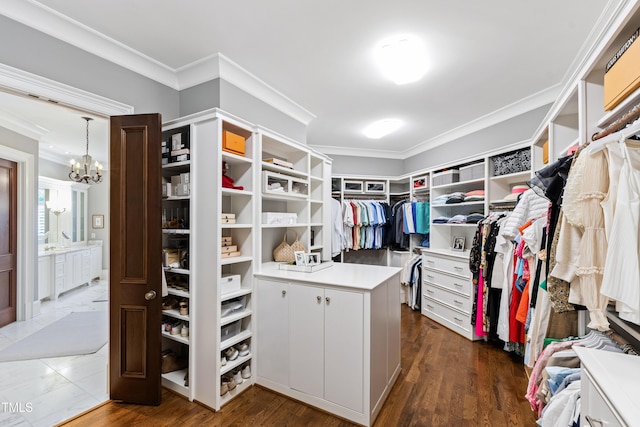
[69,116,103,184]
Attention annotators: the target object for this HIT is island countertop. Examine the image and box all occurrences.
[255,262,401,291]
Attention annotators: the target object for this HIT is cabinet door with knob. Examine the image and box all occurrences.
[256,280,289,385]
[289,283,364,412]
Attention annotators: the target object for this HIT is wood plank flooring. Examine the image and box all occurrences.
[60,305,536,426]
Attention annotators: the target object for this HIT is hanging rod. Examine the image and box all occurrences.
[592,102,640,141]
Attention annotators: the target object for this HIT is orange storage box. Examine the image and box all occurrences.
[604,27,640,111]
[222,130,246,156]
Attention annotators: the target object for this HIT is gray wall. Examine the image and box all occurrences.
[39,158,68,180]
[0,15,179,119]
[404,104,551,173]
[330,154,405,177]
[179,79,221,117]
[179,79,309,143]
[220,80,308,143]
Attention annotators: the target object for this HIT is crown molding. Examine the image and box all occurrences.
[0,63,134,116]
[216,54,316,125]
[0,1,315,125]
[0,112,47,141]
[401,84,560,159]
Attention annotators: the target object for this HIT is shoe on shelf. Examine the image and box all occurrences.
[220,381,229,396]
[241,365,251,379]
[180,324,189,337]
[179,301,188,316]
[221,356,227,366]
[170,322,182,335]
[184,370,189,387]
[162,296,179,311]
[233,369,243,385]
[225,346,239,361]
[161,351,188,374]
[237,343,250,357]
[223,376,236,391]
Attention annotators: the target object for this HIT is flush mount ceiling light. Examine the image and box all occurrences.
[374,35,428,85]
[363,118,403,139]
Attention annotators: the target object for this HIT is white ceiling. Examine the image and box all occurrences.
[0,0,616,168]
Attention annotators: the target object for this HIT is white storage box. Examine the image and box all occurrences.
[459,163,484,181]
[262,212,298,225]
[432,170,459,186]
[220,320,241,341]
[220,274,241,295]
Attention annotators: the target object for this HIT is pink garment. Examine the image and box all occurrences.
[525,340,576,417]
[475,269,487,336]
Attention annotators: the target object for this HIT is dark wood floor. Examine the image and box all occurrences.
[61,305,536,426]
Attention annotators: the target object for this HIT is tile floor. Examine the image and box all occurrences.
[0,280,109,426]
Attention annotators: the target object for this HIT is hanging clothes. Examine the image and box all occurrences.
[601,140,640,324]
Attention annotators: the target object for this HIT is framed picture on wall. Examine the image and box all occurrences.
[92,214,104,229]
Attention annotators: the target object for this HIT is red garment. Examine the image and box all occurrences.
[509,252,526,344]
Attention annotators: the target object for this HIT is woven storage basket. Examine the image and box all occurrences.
[273,230,306,262]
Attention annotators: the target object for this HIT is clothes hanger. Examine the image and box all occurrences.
[588,117,640,155]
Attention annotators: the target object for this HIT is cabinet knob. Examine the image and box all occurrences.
[281,290,287,297]
[317,295,322,303]
[325,297,331,304]
[144,290,157,301]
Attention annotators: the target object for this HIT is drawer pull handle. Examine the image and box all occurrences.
[584,415,604,427]
[453,317,463,323]
[453,283,462,288]
[282,290,287,297]
[325,297,331,304]
[426,304,434,309]
[427,260,435,265]
[453,300,463,305]
[426,275,435,281]
[426,289,434,294]
[454,266,463,271]
[317,296,322,303]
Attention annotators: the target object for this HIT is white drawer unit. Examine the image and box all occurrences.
[421,249,479,341]
[575,346,640,427]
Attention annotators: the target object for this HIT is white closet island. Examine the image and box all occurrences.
[255,262,401,427]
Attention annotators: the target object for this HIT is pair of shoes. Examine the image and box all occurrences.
[179,301,189,316]
[164,319,179,333]
[161,350,188,374]
[241,365,251,379]
[162,296,179,311]
[220,376,236,396]
[237,343,250,357]
[170,322,183,335]
[225,346,239,361]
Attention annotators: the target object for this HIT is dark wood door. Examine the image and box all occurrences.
[0,158,17,328]
[109,114,162,405]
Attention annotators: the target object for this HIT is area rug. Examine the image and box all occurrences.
[0,311,108,362]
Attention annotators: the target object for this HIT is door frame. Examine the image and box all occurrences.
[0,62,133,321]
[0,146,33,321]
